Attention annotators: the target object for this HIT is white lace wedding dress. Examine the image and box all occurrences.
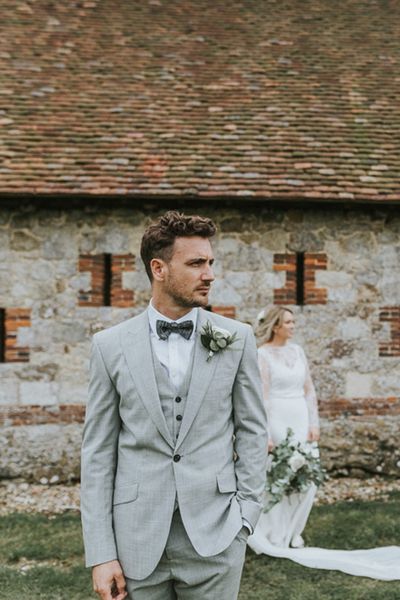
[248,343,400,581]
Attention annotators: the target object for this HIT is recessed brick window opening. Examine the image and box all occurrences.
[379,306,400,357]
[79,253,135,308]
[0,308,31,363]
[296,252,305,305]
[273,253,327,305]
[0,309,5,363]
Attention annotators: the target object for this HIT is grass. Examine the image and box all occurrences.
[0,513,83,563]
[0,495,399,600]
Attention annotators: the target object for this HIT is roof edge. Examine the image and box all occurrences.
[0,192,399,210]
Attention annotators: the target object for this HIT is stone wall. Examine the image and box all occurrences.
[0,203,399,481]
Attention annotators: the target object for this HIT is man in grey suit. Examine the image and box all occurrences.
[81,211,268,600]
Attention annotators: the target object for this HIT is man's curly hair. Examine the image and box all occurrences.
[140,210,217,281]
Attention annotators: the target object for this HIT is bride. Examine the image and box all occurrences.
[248,305,400,581]
[252,305,319,549]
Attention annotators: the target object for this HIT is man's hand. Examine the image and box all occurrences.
[268,439,274,452]
[92,560,127,600]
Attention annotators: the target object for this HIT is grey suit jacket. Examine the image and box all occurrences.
[81,308,268,580]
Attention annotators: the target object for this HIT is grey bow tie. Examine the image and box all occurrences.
[156,319,194,341]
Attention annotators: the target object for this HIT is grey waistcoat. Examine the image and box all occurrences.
[151,345,194,442]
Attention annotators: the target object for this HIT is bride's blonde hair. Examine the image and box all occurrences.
[254,305,294,345]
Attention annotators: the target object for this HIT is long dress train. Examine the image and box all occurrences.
[248,343,400,581]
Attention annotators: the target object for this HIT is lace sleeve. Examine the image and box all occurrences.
[257,347,272,437]
[298,346,319,430]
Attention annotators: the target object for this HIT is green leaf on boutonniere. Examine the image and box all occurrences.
[200,321,238,361]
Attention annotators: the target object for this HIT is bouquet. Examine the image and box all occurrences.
[264,428,327,512]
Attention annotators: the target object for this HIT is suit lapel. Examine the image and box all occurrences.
[121,310,174,448]
[175,310,221,451]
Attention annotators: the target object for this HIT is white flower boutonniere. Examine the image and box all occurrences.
[200,321,238,361]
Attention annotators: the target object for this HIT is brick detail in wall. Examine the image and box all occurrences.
[273,254,297,304]
[78,254,106,306]
[0,404,86,427]
[319,396,400,417]
[78,253,135,307]
[379,306,400,357]
[304,253,328,304]
[273,253,327,305]
[208,305,236,318]
[2,397,399,426]
[111,254,135,307]
[1,308,31,363]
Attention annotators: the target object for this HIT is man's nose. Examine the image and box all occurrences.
[202,264,215,281]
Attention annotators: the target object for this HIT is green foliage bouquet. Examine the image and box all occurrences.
[264,428,327,512]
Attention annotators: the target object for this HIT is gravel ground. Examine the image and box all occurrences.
[314,476,400,506]
[1,477,400,515]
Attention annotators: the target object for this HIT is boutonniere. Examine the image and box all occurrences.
[200,321,238,361]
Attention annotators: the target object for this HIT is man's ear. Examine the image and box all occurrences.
[150,258,166,282]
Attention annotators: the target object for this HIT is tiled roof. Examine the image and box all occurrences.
[0,0,399,202]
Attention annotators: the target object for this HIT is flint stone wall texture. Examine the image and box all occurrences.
[0,204,399,481]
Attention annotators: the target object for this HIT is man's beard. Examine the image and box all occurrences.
[167,282,210,309]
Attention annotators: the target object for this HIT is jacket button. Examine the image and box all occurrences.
[175,396,182,403]
[176,414,183,421]
[173,454,181,462]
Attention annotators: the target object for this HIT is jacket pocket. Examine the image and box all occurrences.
[216,471,237,493]
[113,483,139,506]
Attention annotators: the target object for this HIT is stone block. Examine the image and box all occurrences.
[69,273,91,291]
[126,269,150,293]
[339,317,371,340]
[0,381,19,405]
[345,372,372,398]
[58,384,87,405]
[225,244,261,271]
[373,372,400,396]
[43,230,78,260]
[0,424,82,481]
[94,229,131,254]
[316,271,353,287]
[258,229,287,252]
[378,274,400,303]
[227,271,255,289]
[215,237,239,254]
[51,322,87,344]
[16,326,34,347]
[121,271,135,289]
[20,382,59,406]
[209,280,242,305]
[10,229,43,252]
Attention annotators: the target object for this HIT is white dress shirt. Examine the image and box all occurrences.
[148,301,198,391]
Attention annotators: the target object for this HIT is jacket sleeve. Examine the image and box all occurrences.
[257,348,273,438]
[80,337,121,567]
[232,325,268,529]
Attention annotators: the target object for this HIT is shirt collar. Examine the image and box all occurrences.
[148,300,198,339]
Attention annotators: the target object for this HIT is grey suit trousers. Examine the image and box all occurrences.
[125,509,248,600]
